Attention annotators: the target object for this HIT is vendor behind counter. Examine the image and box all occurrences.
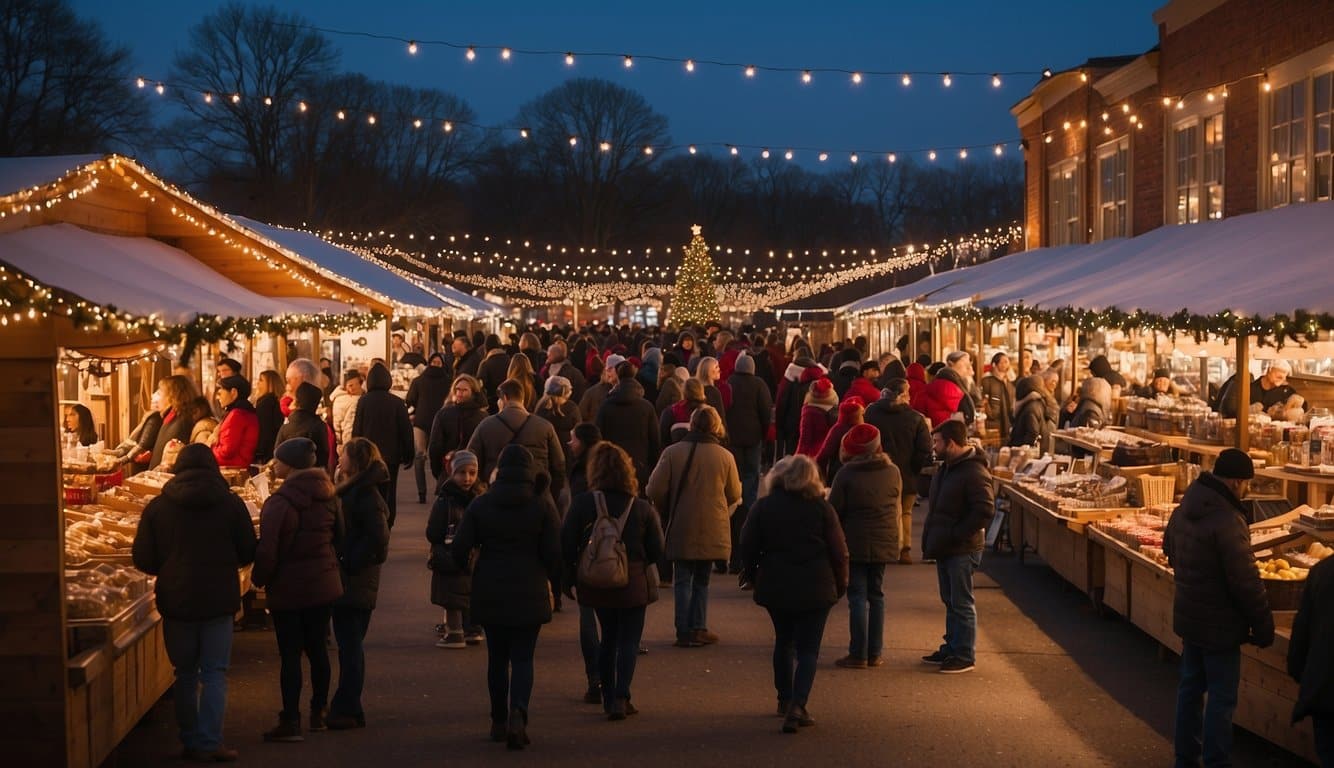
[1215,360,1305,419]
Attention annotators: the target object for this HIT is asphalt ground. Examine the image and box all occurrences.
[109,473,1312,767]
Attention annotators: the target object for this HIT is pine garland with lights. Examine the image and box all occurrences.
[669,225,720,327]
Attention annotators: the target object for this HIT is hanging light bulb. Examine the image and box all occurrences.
[1122,103,1130,113]
[136,77,146,89]
[569,136,578,146]
[231,93,241,103]
[465,46,476,61]
[337,110,346,120]
[744,65,756,78]
[203,91,213,103]
[801,70,812,84]
[818,152,828,162]
[298,100,307,112]
[1042,68,1053,78]
[688,145,697,154]
[994,144,1004,156]
[412,118,422,129]
[851,71,862,85]
[519,128,529,139]
[959,149,967,159]
[155,82,165,95]
[643,146,654,155]
[1063,120,1071,130]
[943,73,952,87]
[685,59,695,73]
[887,153,897,163]
[599,141,611,152]
[407,40,418,55]
[367,114,377,125]
[850,153,859,163]
[501,47,512,60]
[928,151,937,161]
[565,52,575,66]
[784,150,793,160]
[263,95,272,106]
[623,55,633,68]
[901,73,911,87]
[730,146,739,156]
[443,121,453,132]
[992,73,1002,88]
[761,149,770,158]
[1044,134,1052,143]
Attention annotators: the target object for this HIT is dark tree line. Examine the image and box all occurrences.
[2,1,1022,272]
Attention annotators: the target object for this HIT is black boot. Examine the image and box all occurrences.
[506,707,529,750]
[583,679,602,704]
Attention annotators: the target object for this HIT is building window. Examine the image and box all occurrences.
[1172,113,1225,225]
[1202,113,1224,219]
[1315,72,1332,200]
[1269,81,1307,207]
[1097,139,1128,239]
[1048,160,1080,246]
[1174,122,1200,224]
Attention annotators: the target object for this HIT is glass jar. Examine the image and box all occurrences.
[1271,442,1290,467]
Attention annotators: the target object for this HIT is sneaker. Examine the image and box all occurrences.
[464,630,484,646]
[262,718,303,743]
[673,634,704,648]
[437,631,466,649]
[308,709,327,732]
[433,622,446,635]
[939,657,975,674]
[693,629,719,645]
[607,699,627,721]
[867,656,884,668]
[834,655,868,669]
[921,650,949,665]
[583,682,602,704]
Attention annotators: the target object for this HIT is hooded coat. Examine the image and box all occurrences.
[1009,375,1057,450]
[253,467,345,611]
[725,370,773,449]
[427,390,487,480]
[450,462,561,627]
[920,367,975,428]
[646,432,741,561]
[427,478,482,610]
[477,348,512,413]
[776,360,824,444]
[844,375,883,408]
[132,448,256,620]
[352,365,414,468]
[1070,376,1112,430]
[1288,556,1334,722]
[595,378,661,483]
[406,364,453,431]
[829,452,902,563]
[275,407,331,471]
[334,461,391,610]
[923,447,995,559]
[905,362,928,410]
[864,399,932,479]
[1164,472,1274,651]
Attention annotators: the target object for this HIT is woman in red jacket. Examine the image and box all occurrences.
[212,375,260,469]
[796,378,839,457]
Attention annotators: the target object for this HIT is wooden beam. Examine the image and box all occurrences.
[1236,335,1250,452]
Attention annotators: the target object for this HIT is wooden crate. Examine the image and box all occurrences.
[1235,644,1317,764]
[1102,542,1131,617]
[1128,558,1181,653]
[66,616,172,768]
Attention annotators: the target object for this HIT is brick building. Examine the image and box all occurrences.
[1013,0,1334,251]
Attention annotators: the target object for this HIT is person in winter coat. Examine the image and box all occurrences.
[979,353,1016,441]
[1289,555,1334,765]
[696,356,731,424]
[428,375,487,487]
[659,378,708,448]
[408,353,454,503]
[740,454,848,733]
[468,379,567,502]
[212,375,259,468]
[115,393,164,473]
[1009,374,1057,452]
[352,364,414,527]
[534,376,580,464]
[816,397,864,482]
[1068,376,1112,449]
[545,341,588,403]
[253,438,345,742]
[428,450,486,649]
[655,353,686,415]
[561,443,666,720]
[844,360,883,406]
[920,351,976,428]
[275,382,331,472]
[636,347,662,404]
[923,420,995,674]
[254,370,285,465]
[828,349,862,400]
[186,396,219,447]
[645,406,741,647]
[874,354,908,390]
[828,425,900,669]
[595,362,661,486]
[725,353,773,570]
[450,334,482,379]
[579,355,622,423]
[674,331,697,368]
[563,424,604,699]
[776,356,824,458]
[1164,449,1273,767]
[476,335,512,414]
[330,371,363,446]
[149,375,200,470]
[328,437,391,730]
[864,379,932,564]
[451,444,562,750]
[132,445,256,762]
[905,361,929,413]
[796,377,839,458]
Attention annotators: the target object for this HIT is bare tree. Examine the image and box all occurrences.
[866,158,914,241]
[515,78,670,247]
[166,3,336,186]
[0,0,147,156]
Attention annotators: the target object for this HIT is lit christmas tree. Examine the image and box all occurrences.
[671,224,720,327]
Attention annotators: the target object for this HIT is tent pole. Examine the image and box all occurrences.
[1236,334,1250,452]
[975,318,985,378]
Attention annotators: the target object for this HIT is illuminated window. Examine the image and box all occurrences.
[1047,160,1081,246]
[1315,72,1332,200]
[1269,81,1307,207]
[1097,138,1128,239]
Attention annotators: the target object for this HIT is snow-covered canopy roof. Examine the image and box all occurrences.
[0,223,351,323]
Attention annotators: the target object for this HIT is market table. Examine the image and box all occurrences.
[999,482,1123,598]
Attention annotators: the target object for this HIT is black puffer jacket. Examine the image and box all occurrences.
[740,487,849,613]
[132,452,257,620]
[829,453,902,562]
[864,399,932,478]
[451,468,561,627]
[254,393,283,463]
[1009,375,1055,449]
[1164,472,1274,651]
[427,393,487,479]
[406,365,453,431]
[725,371,773,449]
[275,408,331,470]
[923,447,995,559]
[595,378,661,483]
[426,479,482,610]
[1289,556,1334,721]
[352,365,414,467]
[477,349,512,413]
[335,461,391,610]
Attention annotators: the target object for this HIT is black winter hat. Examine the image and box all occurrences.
[275,437,317,470]
[295,381,322,411]
[485,334,502,351]
[662,352,683,367]
[1213,448,1255,480]
[572,422,601,446]
[173,443,220,473]
[217,374,251,401]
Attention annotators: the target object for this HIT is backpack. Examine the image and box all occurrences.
[577,491,632,589]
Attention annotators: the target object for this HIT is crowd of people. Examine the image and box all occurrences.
[123,323,1334,764]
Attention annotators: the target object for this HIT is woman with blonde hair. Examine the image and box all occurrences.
[561,443,665,720]
[428,374,487,487]
[506,354,540,411]
[149,375,201,469]
[741,454,848,733]
[254,370,285,464]
[695,357,731,425]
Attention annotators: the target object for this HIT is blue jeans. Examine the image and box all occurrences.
[579,604,600,681]
[1174,642,1241,768]
[163,615,234,752]
[595,606,646,708]
[935,551,981,664]
[483,624,540,724]
[271,605,332,720]
[673,560,712,638]
[847,563,886,659]
[767,607,830,707]
[330,606,372,719]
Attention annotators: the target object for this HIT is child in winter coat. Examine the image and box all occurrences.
[796,378,840,457]
[427,450,486,649]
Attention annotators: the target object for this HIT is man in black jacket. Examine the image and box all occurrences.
[595,361,660,486]
[865,379,932,564]
[476,334,512,414]
[922,420,994,674]
[725,352,772,571]
[132,445,257,762]
[1289,555,1334,765]
[407,353,453,503]
[352,364,414,527]
[1165,449,1273,767]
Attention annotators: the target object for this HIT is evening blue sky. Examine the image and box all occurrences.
[75,0,1166,166]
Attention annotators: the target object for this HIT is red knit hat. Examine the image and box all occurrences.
[812,377,833,397]
[839,397,865,418]
[840,423,882,461]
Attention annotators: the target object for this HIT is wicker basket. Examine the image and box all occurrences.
[1262,577,1308,611]
[1138,475,1177,508]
